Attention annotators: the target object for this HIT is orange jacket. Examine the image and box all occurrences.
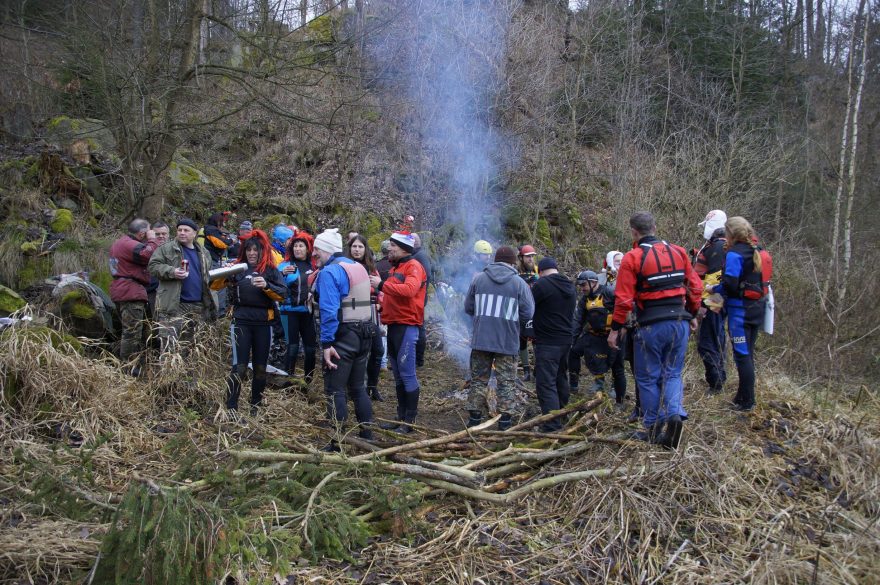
[378,256,427,326]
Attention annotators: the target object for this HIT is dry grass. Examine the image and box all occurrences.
[1,315,879,584]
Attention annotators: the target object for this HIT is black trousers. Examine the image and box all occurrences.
[697,309,727,391]
[284,311,317,379]
[226,321,271,409]
[323,321,374,425]
[732,323,759,409]
[415,323,427,367]
[366,322,384,390]
[584,333,627,401]
[534,343,570,432]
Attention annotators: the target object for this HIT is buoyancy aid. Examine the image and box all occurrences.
[585,294,612,334]
[637,240,687,294]
[338,262,373,322]
[696,237,726,300]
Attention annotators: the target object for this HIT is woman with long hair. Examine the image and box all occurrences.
[346,235,384,401]
[216,230,287,416]
[713,216,767,412]
[279,231,318,384]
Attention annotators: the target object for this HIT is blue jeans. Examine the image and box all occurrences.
[633,320,689,428]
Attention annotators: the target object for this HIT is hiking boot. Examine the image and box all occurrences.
[588,376,605,395]
[498,413,513,431]
[626,408,641,424]
[656,415,683,449]
[368,386,384,402]
[707,384,724,395]
[614,401,627,412]
[466,410,482,428]
[733,403,755,412]
[569,383,579,394]
[521,366,532,382]
[379,420,403,430]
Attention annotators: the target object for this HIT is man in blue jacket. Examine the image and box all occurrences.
[464,246,534,430]
[312,228,375,449]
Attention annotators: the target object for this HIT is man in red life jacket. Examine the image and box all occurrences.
[608,211,702,448]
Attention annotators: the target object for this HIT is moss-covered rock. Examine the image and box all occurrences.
[50,208,74,233]
[20,241,40,255]
[0,284,26,314]
[233,179,260,195]
[44,116,116,156]
[167,154,228,190]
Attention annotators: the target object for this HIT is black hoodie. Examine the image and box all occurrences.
[531,272,577,345]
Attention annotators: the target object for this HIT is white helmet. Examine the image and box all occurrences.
[699,210,727,240]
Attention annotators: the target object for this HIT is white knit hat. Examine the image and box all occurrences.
[699,210,727,240]
[314,228,343,254]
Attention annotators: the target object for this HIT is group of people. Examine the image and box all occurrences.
[107,207,772,450]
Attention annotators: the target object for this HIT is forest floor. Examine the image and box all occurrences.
[1,317,879,584]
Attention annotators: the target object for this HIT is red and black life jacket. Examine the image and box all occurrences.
[739,247,773,300]
[636,240,687,294]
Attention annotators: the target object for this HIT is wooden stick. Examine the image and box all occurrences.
[420,465,643,503]
[505,396,604,432]
[347,415,502,462]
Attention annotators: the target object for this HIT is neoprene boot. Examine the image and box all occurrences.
[498,413,513,431]
[394,388,420,434]
[467,410,482,428]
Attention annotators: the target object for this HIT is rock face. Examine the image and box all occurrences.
[167,154,228,190]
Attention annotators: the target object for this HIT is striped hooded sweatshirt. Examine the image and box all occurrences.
[464,262,535,356]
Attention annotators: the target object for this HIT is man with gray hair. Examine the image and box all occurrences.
[608,211,702,448]
[109,218,158,373]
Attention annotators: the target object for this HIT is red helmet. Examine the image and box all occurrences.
[519,245,537,256]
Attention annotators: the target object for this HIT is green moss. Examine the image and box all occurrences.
[47,115,77,131]
[306,13,335,43]
[361,213,382,238]
[536,217,552,248]
[367,234,384,253]
[0,284,26,314]
[0,156,38,173]
[361,110,381,123]
[20,241,40,254]
[258,214,290,233]
[91,268,112,295]
[233,179,259,194]
[50,209,74,233]
[17,257,51,289]
[70,302,97,319]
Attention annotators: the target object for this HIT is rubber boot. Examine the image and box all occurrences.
[368,386,384,402]
[467,410,482,428]
[630,420,663,443]
[498,413,513,431]
[657,415,683,449]
[395,388,419,434]
[379,383,406,429]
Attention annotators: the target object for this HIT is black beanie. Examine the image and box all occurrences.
[494,246,517,265]
[177,218,198,231]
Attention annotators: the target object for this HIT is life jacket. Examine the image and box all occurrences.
[338,262,373,322]
[636,240,686,294]
[696,238,726,300]
[585,294,612,333]
[739,248,773,301]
